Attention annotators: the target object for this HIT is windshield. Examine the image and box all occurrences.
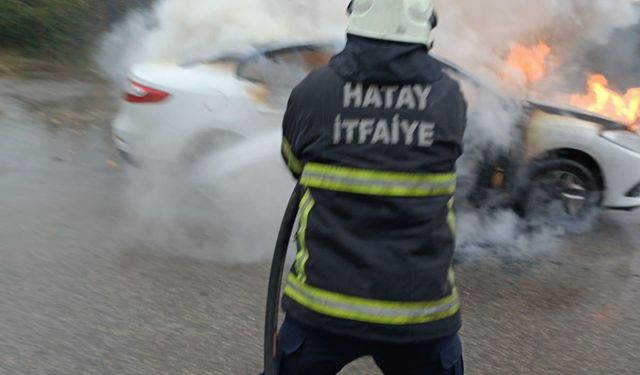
[236,45,334,105]
[238,46,334,81]
[434,56,507,99]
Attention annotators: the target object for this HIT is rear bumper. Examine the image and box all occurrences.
[110,106,169,166]
[111,110,143,156]
[116,148,139,166]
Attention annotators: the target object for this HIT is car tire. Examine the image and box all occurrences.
[516,158,603,225]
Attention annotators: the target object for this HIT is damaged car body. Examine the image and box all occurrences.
[467,101,640,222]
[111,42,640,224]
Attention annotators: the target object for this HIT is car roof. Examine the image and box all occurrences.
[187,40,624,127]
[184,40,344,66]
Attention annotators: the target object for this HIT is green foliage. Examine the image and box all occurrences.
[0,0,139,61]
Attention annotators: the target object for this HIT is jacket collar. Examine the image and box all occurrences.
[330,34,443,84]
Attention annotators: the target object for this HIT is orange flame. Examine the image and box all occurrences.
[570,74,640,131]
[503,42,551,86]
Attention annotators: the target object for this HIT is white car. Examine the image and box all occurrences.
[112,43,338,165]
[112,42,640,222]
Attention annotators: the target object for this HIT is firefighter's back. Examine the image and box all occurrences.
[273,1,468,374]
[281,34,467,343]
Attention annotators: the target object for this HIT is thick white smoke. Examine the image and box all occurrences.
[97,0,348,86]
[99,0,638,87]
[121,131,294,263]
[99,0,638,262]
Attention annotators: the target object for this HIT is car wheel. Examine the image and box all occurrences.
[518,158,603,224]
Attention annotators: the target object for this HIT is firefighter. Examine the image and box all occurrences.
[278,0,467,373]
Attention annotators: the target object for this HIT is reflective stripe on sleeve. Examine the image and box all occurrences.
[294,189,315,283]
[447,197,457,237]
[284,273,460,325]
[300,162,456,197]
[282,138,303,175]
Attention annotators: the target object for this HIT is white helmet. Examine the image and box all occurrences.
[347,0,438,48]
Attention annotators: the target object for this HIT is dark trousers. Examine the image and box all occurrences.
[275,316,463,375]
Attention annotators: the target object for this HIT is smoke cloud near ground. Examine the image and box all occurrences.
[122,131,294,263]
[98,0,638,262]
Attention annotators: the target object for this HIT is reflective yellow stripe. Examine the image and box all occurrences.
[447,198,457,237]
[294,189,315,283]
[284,273,460,325]
[300,162,456,197]
[448,267,456,285]
[281,138,303,175]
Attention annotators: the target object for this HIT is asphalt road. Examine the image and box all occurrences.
[1,68,639,375]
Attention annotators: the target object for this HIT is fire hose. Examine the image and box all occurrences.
[263,184,303,375]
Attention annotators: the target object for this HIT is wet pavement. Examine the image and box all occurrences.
[1,66,639,374]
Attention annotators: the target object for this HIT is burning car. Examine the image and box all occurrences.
[111,42,640,223]
[462,97,640,222]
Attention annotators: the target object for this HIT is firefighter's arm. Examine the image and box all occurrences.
[281,91,303,179]
[458,94,468,153]
[451,82,468,156]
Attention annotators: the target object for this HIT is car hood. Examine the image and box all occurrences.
[526,100,629,131]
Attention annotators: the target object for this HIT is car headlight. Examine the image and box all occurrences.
[601,130,640,153]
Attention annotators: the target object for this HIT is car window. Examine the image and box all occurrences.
[238,46,334,107]
[434,56,504,98]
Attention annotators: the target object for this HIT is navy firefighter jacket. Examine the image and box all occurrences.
[280,35,468,343]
